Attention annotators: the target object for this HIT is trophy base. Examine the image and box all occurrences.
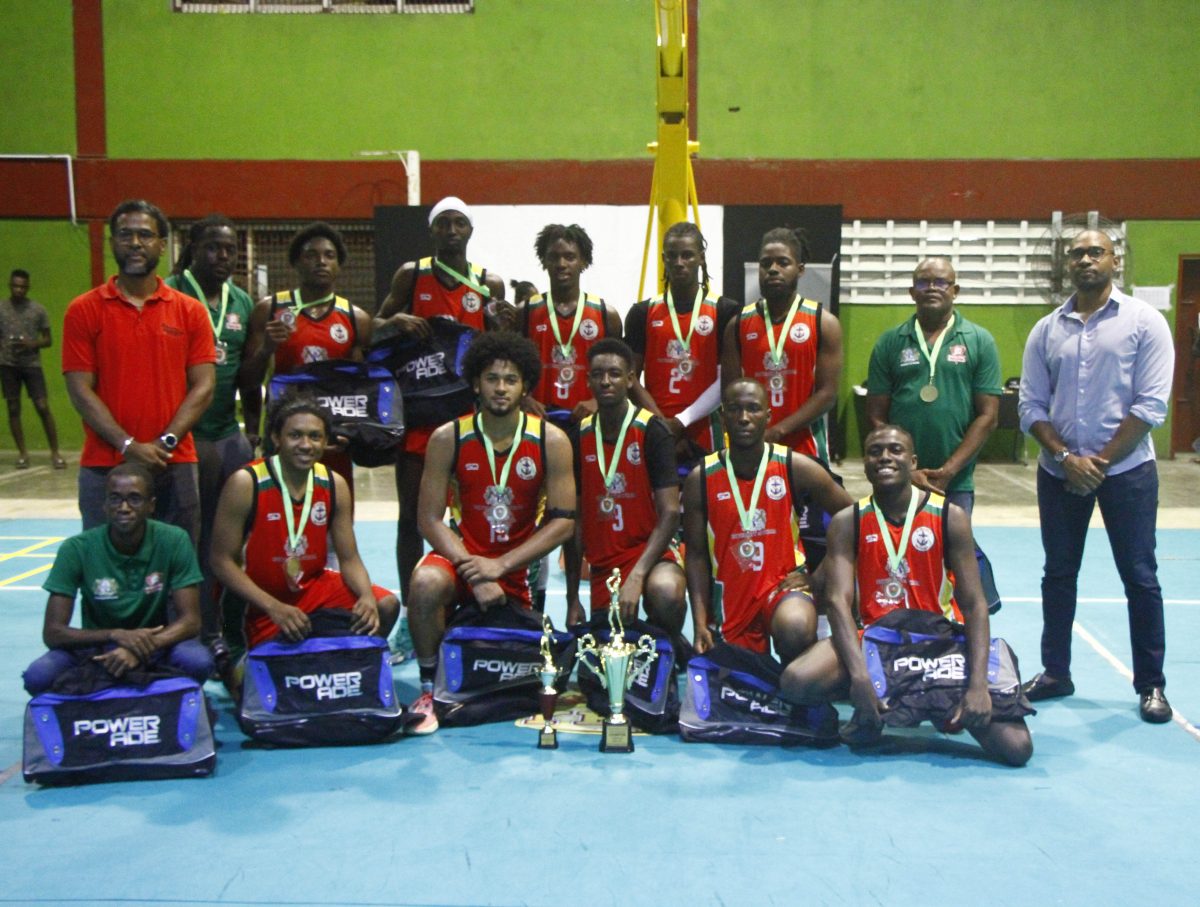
[537,723,558,750]
[599,718,634,753]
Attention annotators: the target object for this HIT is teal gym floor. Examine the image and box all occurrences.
[1,459,1197,906]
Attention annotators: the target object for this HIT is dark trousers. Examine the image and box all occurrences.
[1036,461,1166,692]
[79,463,200,546]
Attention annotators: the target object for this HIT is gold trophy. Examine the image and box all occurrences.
[576,569,659,753]
[537,615,560,750]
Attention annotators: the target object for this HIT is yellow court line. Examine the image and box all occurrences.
[0,537,64,562]
[0,564,52,587]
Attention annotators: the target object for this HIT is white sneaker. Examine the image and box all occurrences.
[407,691,439,735]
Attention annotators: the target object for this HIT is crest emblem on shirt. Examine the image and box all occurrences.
[462,291,482,313]
[765,475,787,501]
[946,344,968,364]
[284,535,309,559]
[911,526,935,552]
[626,442,642,465]
[694,314,715,336]
[225,312,243,332]
[93,578,119,601]
[516,456,538,481]
[789,322,810,344]
[750,508,768,532]
[302,345,329,363]
[311,501,328,526]
[143,572,164,595]
[608,472,628,496]
[900,347,921,367]
[579,318,599,341]
[419,293,432,301]
[330,323,349,344]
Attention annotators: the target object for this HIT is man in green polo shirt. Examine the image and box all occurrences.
[864,257,1001,515]
[165,215,257,665]
[22,464,213,694]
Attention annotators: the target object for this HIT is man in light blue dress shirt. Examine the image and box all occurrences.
[1018,230,1175,723]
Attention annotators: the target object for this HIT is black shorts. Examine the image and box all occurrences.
[0,365,47,402]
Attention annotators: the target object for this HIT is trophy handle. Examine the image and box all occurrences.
[631,634,659,675]
[577,634,607,690]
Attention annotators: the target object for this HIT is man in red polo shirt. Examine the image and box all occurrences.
[63,199,216,544]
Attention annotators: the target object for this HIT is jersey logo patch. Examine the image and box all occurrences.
[311,501,328,526]
[765,475,787,501]
[515,456,538,480]
[143,572,164,595]
[626,442,642,465]
[911,526,935,552]
[93,578,119,601]
[946,344,968,364]
[330,323,349,344]
[224,313,243,332]
[900,347,921,367]
[462,291,482,313]
[302,345,329,364]
[694,314,714,336]
[789,322,810,343]
[579,319,600,341]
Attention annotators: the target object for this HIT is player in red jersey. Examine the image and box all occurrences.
[521,223,623,429]
[210,400,399,689]
[780,425,1032,765]
[570,338,685,635]
[242,223,372,498]
[683,379,851,661]
[406,333,575,733]
[722,227,842,462]
[625,222,739,470]
[373,198,510,609]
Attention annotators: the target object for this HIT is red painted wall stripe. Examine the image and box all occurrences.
[73,0,106,158]
[3,158,1199,223]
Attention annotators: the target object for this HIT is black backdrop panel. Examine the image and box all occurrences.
[374,205,434,305]
[721,205,842,313]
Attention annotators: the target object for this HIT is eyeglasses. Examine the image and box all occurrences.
[913,278,953,291]
[1067,246,1111,262]
[106,493,147,508]
[113,228,160,244]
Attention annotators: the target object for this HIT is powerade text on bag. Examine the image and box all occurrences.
[239,634,404,746]
[434,603,576,727]
[861,609,1033,727]
[24,677,215,785]
[574,616,679,734]
[679,643,838,746]
[267,359,404,467]
[367,319,477,428]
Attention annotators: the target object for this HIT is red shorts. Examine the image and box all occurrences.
[416,551,532,609]
[588,543,682,615]
[245,570,393,649]
[722,587,793,655]
[403,424,437,456]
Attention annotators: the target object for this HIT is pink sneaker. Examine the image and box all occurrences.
[407,691,439,735]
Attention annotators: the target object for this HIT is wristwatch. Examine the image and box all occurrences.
[1053,447,1070,464]
[159,432,179,451]
[120,437,134,457]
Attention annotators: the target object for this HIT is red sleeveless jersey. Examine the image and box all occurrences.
[451,412,546,558]
[241,459,335,602]
[578,407,659,572]
[703,445,804,653]
[855,491,959,626]
[641,293,722,451]
[412,257,490,331]
[270,291,357,374]
[524,293,608,410]
[736,298,827,461]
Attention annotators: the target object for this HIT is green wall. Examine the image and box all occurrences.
[0,0,76,153]
[0,220,93,453]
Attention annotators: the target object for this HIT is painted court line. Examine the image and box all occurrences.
[0,538,63,562]
[0,564,52,587]
[1007,595,1200,606]
[1074,619,1200,743]
[978,463,1038,493]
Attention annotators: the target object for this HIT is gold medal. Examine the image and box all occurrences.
[739,540,757,560]
[558,366,575,385]
[919,384,939,403]
[285,556,302,581]
[215,342,228,366]
[884,578,903,600]
[769,374,785,392]
[677,357,694,377]
[279,309,297,328]
[599,495,616,514]
[489,503,510,525]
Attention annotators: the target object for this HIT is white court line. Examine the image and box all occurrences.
[978,463,1039,493]
[0,586,46,592]
[1006,596,1200,606]
[0,466,52,483]
[1074,619,1200,743]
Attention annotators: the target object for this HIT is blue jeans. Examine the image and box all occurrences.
[22,639,214,695]
[1036,461,1165,692]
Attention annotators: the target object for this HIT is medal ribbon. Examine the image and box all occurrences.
[183,269,229,342]
[289,288,336,316]
[545,289,587,362]
[913,313,956,390]
[871,487,921,576]
[478,411,526,495]
[724,445,772,532]
[665,286,705,354]
[433,257,491,299]
[271,455,314,557]
[762,293,802,368]
[593,403,637,494]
